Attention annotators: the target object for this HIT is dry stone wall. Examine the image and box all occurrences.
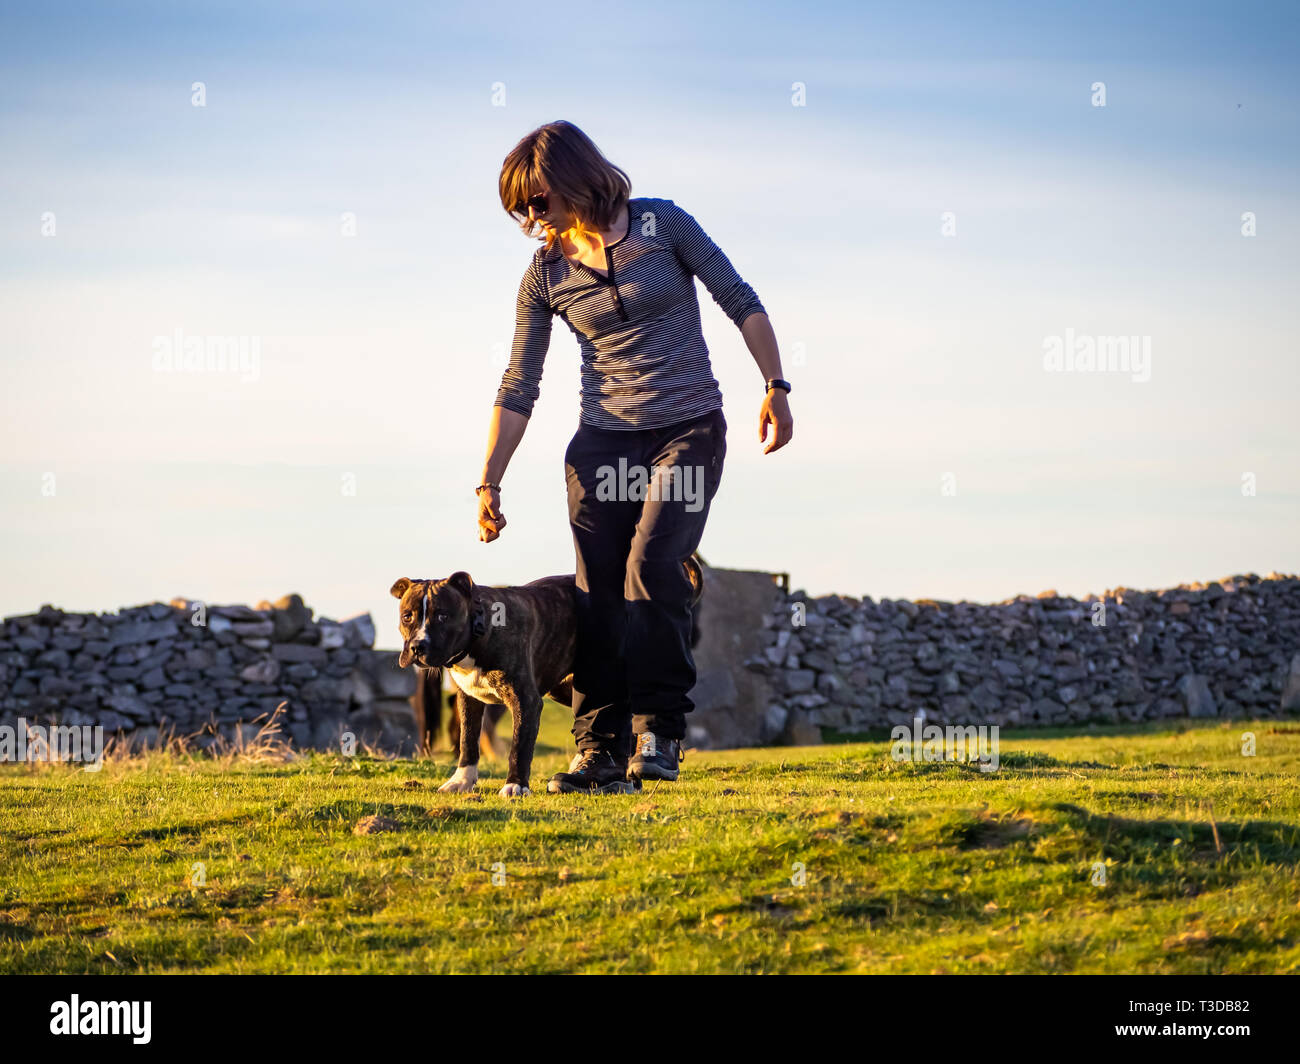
[4,572,1298,757]
[745,572,1300,744]
[0,594,418,753]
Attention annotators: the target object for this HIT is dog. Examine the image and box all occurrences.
[446,688,507,760]
[409,674,508,758]
[392,555,706,797]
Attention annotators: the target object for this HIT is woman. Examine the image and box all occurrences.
[476,121,793,795]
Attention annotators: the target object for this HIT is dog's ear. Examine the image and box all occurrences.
[447,571,474,597]
[390,578,413,600]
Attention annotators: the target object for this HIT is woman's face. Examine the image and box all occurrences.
[518,183,573,238]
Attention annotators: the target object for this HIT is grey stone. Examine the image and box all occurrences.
[941,694,972,718]
[139,667,167,690]
[301,677,347,702]
[105,693,152,718]
[992,659,1022,679]
[341,670,374,704]
[801,650,835,672]
[231,620,273,638]
[1030,698,1066,721]
[38,674,79,696]
[292,623,321,645]
[184,647,215,669]
[1177,673,1217,717]
[240,659,282,684]
[210,605,263,621]
[783,669,816,694]
[318,623,345,649]
[341,613,376,649]
[97,710,128,733]
[269,593,313,642]
[218,698,250,720]
[372,698,416,727]
[1280,653,1300,712]
[312,716,350,750]
[109,619,180,647]
[824,675,856,703]
[376,663,417,698]
[763,703,789,739]
[271,644,328,666]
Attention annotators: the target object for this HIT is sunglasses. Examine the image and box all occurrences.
[514,191,549,218]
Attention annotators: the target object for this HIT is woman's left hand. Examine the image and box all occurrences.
[759,389,793,453]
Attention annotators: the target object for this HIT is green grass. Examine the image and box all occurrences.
[3,707,1299,973]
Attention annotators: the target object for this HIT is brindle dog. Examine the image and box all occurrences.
[393,557,706,796]
[392,572,575,796]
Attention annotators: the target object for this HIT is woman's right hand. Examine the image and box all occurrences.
[477,487,506,542]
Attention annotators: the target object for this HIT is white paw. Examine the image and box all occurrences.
[438,766,478,793]
[499,782,530,798]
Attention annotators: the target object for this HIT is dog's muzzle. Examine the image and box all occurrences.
[400,593,489,669]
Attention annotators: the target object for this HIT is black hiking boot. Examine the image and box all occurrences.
[627,732,684,782]
[547,749,639,794]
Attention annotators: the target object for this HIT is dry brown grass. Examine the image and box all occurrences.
[98,702,299,767]
[72,701,401,768]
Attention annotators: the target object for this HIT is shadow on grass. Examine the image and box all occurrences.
[1050,803,1300,863]
[9,828,72,842]
[0,918,37,942]
[308,799,600,838]
[310,800,436,825]
[707,886,960,930]
[126,815,252,842]
[741,750,1117,782]
[749,802,1300,943]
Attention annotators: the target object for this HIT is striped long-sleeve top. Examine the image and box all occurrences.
[494,196,766,430]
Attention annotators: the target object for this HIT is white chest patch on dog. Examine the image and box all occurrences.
[447,655,503,705]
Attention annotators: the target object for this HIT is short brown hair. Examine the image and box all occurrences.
[499,121,631,251]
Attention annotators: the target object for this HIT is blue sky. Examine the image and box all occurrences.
[2,0,1297,648]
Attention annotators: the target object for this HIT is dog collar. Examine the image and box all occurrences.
[442,597,488,667]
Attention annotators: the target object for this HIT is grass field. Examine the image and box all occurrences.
[3,705,1299,974]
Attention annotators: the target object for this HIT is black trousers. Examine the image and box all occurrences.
[564,406,726,755]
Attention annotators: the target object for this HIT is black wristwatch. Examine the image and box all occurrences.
[765,378,791,395]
